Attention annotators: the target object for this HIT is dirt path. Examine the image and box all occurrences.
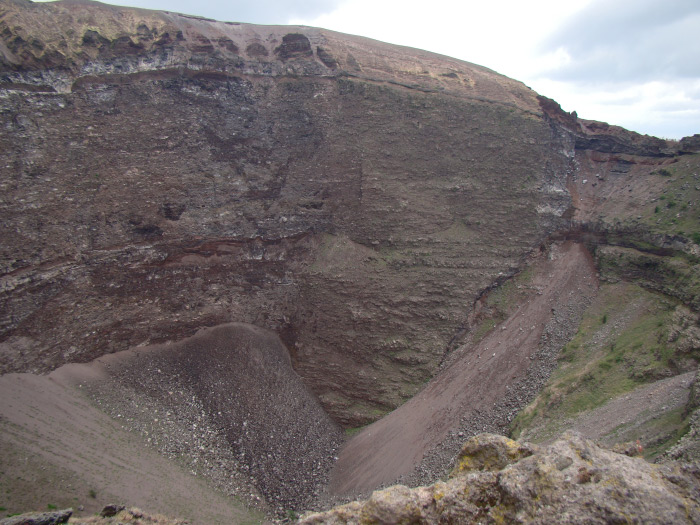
[329,241,598,496]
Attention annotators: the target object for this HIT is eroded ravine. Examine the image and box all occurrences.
[0,242,597,518]
[330,241,598,496]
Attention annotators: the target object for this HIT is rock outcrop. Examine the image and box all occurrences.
[0,509,72,525]
[302,433,700,524]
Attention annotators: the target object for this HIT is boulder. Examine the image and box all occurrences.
[0,509,72,525]
[301,433,700,524]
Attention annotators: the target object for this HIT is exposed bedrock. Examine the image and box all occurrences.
[0,1,695,432]
[0,0,576,428]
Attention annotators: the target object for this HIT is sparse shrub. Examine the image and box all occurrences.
[654,206,660,213]
[667,200,677,208]
[602,314,608,324]
[89,489,97,499]
[691,232,700,245]
[658,168,672,177]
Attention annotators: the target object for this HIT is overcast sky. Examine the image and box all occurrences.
[41,0,700,139]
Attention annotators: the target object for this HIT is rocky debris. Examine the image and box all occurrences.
[301,433,700,524]
[86,323,344,514]
[0,509,72,525]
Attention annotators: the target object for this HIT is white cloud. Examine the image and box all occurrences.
[35,0,700,138]
[530,78,700,138]
[290,0,591,79]
[291,0,699,138]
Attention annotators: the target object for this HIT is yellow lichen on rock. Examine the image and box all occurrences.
[450,433,536,476]
[300,432,700,524]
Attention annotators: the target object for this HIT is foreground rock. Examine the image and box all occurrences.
[302,433,700,524]
[0,509,72,525]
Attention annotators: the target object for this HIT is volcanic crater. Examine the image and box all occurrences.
[1,0,700,522]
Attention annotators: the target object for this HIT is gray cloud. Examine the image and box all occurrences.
[106,0,344,24]
[540,0,700,82]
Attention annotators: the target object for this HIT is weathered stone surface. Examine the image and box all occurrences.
[97,505,125,518]
[450,433,536,476]
[0,509,72,525]
[301,433,700,524]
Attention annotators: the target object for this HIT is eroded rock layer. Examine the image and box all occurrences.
[0,0,574,426]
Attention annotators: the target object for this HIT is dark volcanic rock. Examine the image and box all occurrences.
[275,33,313,61]
[574,119,675,157]
[0,509,72,525]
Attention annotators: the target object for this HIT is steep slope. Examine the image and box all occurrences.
[0,323,342,517]
[329,241,597,496]
[0,364,264,523]
[2,0,700,521]
[1,0,573,427]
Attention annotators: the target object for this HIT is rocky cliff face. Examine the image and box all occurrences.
[0,0,576,427]
[3,0,700,520]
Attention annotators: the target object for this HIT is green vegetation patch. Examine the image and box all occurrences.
[511,283,685,442]
[597,246,700,310]
[641,154,700,240]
